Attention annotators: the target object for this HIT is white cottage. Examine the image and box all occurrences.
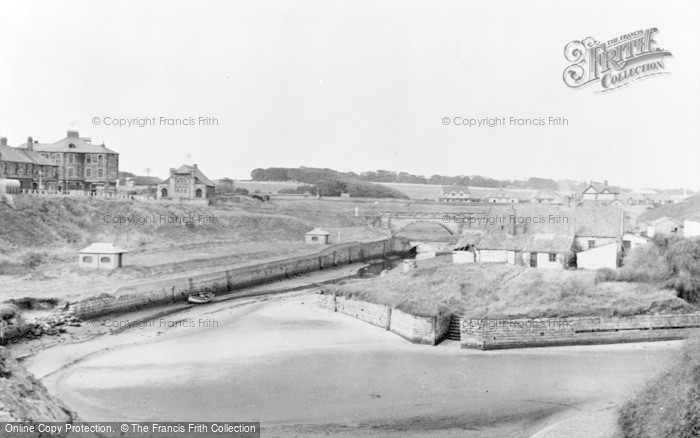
[78,243,127,269]
[305,228,330,245]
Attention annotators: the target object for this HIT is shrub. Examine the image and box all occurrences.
[0,304,18,320]
[20,251,48,268]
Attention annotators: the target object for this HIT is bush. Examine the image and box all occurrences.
[0,304,18,320]
[21,251,48,268]
[597,237,700,303]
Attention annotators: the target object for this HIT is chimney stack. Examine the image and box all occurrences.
[27,137,33,151]
[193,164,198,169]
[0,137,7,147]
[67,130,79,138]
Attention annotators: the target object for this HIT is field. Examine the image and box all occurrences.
[0,195,387,301]
[326,258,697,318]
[380,183,443,200]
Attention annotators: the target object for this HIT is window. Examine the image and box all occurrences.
[98,155,103,164]
[549,253,557,262]
[68,154,74,164]
[588,240,596,248]
[85,168,92,178]
[68,168,75,177]
[98,169,104,178]
[82,256,93,263]
[100,256,111,264]
[311,236,318,241]
[86,155,92,164]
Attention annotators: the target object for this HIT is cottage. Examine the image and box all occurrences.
[439,186,471,202]
[453,233,573,269]
[78,243,127,269]
[647,217,683,237]
[305,228,330,244]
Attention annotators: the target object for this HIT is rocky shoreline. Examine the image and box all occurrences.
[0,346,74,422]
[0,302,93,426]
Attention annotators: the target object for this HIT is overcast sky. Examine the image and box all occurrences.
[0,0,698,190]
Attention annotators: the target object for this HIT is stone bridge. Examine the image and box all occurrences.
[366,211,491,235]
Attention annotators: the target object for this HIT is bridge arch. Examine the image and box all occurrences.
[392,219,456,235]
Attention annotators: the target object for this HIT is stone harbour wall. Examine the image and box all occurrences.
[71,238,403,320]
[461,314,700,350]
[317,293,450,345]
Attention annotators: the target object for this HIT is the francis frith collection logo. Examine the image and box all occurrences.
[563,28,672,92]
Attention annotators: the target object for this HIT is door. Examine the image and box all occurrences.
[530,253,538,267]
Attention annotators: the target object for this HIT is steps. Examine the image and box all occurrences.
[447,314,462,341]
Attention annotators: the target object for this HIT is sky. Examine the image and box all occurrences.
[0,0,698,190]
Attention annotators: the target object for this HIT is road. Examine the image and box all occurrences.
[28,292,681,438]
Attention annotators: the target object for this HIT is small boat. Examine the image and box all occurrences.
[188,292,215,304]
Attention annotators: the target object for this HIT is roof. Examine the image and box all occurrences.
[455,232,573,253]
[572,207,623,237]
[165,165,216,187]
[649,216,682,226]
[476,234,532,251]
[440,186,471,195]
[18,134,118,154]
[522,234,574,253]
[453,233,483,250]
[0,144,57,166]
[79,243,128,254]
[306,228,330,236]
[582,184,621,195]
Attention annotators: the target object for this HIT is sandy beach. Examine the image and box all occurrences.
[20,291,683,438]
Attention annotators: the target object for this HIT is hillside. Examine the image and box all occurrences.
[0,195,387,300]
[637,195,700,223]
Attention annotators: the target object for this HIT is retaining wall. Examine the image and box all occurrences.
[317,293,450,345]
[461,314,700,350]
[71,238,403,319]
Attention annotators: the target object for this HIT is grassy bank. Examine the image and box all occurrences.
[0,195,387,300]
[618,335,700,437]
[325,259,697,318]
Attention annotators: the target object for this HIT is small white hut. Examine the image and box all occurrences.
[305,228,330,245]
[78,243,127,269]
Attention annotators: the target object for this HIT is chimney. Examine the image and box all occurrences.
[193,164,198,169]
[67,130,79,138]
[0,137,6,147]
[604,180,609,187]
[27,137,33,151]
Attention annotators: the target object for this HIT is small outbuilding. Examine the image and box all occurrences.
[78,243,127,269]
[305,228,330,245]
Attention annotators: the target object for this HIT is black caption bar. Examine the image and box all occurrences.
[1,422,260,438]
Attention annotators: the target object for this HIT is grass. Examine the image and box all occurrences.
[618,335,700,437]
[325,259,697,318]
[0,195,375,277]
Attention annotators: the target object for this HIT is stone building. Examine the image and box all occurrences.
[17,131,119,193]
[0,137,59,190]
[157,164,215,201]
